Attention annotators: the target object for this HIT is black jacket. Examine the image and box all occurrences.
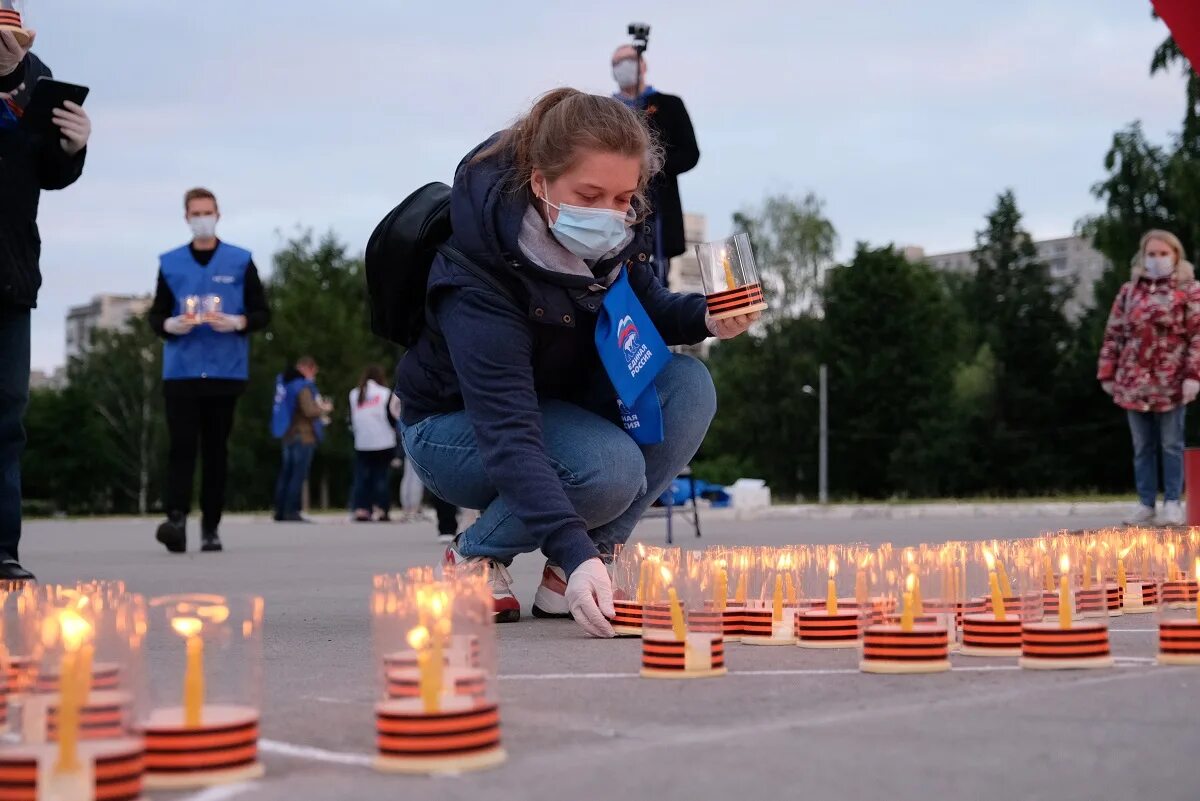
[394,137,710,574]
[0,53,87,308]
[642,91,699,261]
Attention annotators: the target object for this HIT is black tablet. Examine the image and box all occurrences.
[19,76,89,134]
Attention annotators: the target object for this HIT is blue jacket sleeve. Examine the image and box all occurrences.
[438,287,598,575]
[628,263,711,346]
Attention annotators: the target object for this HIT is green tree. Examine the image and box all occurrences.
[821,244,959,498]
[733,193,837,319]
[22,384,117,514]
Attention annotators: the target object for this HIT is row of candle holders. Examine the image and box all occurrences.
[611,528,1200,678]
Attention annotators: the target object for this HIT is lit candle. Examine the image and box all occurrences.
[53,610,90,775]
[911,573,924,615]
[184,295,199,318]
[1059,554,1072,630]
[714,564,727,612]
[780,554,797,606]
[984,550,1006,621]
[720,248,736,291]
[900,574,916,633]
[996,559,1013,599]
[1168,545,1178,582]
[635,560,648,605]
[855,565,868,607]
[826,556,839,616]
[1042,549,1054,592]
[1082,550,1093,590]
[734,557,748,605]
[772,575,784,623]
[406,626,440,713]
[171,617,205,727]
[662,567,687,643]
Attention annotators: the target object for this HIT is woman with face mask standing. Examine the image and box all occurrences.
[394,88,757,637]
[1098,230,1200,526]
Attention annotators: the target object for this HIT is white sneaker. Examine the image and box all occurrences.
[444,546,521,622]
[1161,501,1185,526]
[1123,504,1157,525]
[531,562,571,619]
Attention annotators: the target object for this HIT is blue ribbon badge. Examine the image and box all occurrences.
[595,269,670,445]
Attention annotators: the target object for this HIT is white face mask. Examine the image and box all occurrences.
[613,59,639,90]
[188,215,218,240]
[1145,254,1176,278]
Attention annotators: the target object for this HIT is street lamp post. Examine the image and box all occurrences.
[802,364,829,504]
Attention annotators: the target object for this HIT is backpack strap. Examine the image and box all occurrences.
[436,244,521,307]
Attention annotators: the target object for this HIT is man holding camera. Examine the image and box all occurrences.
[0,29,91,581]
[611,30,700,286]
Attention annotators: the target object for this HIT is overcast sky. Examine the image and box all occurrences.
[26,0,1183,370]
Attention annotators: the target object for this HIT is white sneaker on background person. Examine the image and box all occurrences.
[1123,503,1157,526]
[531,562,570,618]
[1161,501,1185,526]
[443,545,521,622]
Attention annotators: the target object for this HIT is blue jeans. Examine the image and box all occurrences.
[274,440,315,519]
[351,448,393,513]
[401,354,716,565]
[1127,406,1186,507]
[0,306,29,560]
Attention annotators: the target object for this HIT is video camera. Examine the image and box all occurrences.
[627,22,650,55]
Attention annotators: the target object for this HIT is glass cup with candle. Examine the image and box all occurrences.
[142,594,264,789]
[1157,556,1200,665]
[795,546,865,649]
[742,548,799,645]
[201,294,223,321]
[694,232,769,321]
[610,543,650,637]
[1159,533,1199,610]
[372,570,505,774]
[0,2,32,47]
[859,567,951,674]
[183,295,201,321]
[0,584,45,726]
[1019,552,1113,671]
[640,560,726,679]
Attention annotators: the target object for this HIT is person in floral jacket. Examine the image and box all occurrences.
[1098,229,1200,525]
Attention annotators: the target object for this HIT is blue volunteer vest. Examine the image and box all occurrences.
[594,269,670,445]
[159,242,252,381]
[270,375,325,442]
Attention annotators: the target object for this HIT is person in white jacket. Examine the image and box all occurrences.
[349,366,397,521]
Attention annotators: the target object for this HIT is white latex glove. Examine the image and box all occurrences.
[1184,379,1200,404]
[53,101,91,156]
[1101,381,1114,396]
[706,310,761,340]
[207,313,246,333]
[163,315,197,336]
[0,30,33,77]
[566,557,616,638]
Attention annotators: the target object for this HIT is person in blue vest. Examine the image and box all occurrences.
[271,356,329,522]
[394,88,757,637]
[148,187,270,553]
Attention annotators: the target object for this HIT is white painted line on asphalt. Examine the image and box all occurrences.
[177,784,257,801]
[500,662,1156,680]
[1110,629,1156,633]
[259,739,374,767]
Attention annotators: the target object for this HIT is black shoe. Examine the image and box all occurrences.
[282,515,314,523]
[201,530,223,552]
[377,513,392,523]
[0,558,35,582]
[156,512,187,553]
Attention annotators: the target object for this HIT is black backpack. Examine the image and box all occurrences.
[365,182,517,347]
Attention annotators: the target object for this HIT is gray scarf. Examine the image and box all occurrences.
[517,204,630,289]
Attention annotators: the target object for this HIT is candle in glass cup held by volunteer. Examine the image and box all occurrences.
[694,233,768,320]
[0,1,32,48]
[142,594,265,789]
[372,570,505,775]
[201,294,222,319]
[183,295,201,320]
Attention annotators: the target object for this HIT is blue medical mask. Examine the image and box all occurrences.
[539,185,631,260]
[1145,255,1175,278]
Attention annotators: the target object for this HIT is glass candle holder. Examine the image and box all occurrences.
[0,1,31,47]
[0,587,145,801]
[859,568,951,674]
[142,594,265,789]
[182,295,201,320]
[641,562,726,679]
[372,570,505,775]
[201,294,222,317]
[1019,552,1113,671]
[795,546,868,649]
[610,544,652,637]
[958,545,1024,658]
[1158,556,1200,665]
[741,549,799,645]
[694,232,768,320]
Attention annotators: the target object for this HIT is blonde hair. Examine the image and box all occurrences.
[472,88,663,221]
[1132,229,1195,282]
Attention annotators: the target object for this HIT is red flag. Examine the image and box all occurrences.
[1154,0,1200,72]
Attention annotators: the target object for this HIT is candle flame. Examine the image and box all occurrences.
[827,556,838,577]
[659,565,673,584]
[406,625,430,650]
[428,591,448,618]
[983,549,996,571]
[1194,557,1200,582]
[1059,554,1070,573]
[196,605,230,624]
[171,616,202,639]
[777,552,792,570]
[636,542,646,558]
[905,573,915,592]
[1119,546,1132,559]
[58,610,90,652]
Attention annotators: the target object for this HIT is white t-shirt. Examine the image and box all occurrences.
[348,379,397,452]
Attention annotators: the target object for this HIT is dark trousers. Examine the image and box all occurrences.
[351,448,393,513]
[274,440,315,519]
[0,306,30,560]
[164,393,239,532]
[430,494,458,536]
